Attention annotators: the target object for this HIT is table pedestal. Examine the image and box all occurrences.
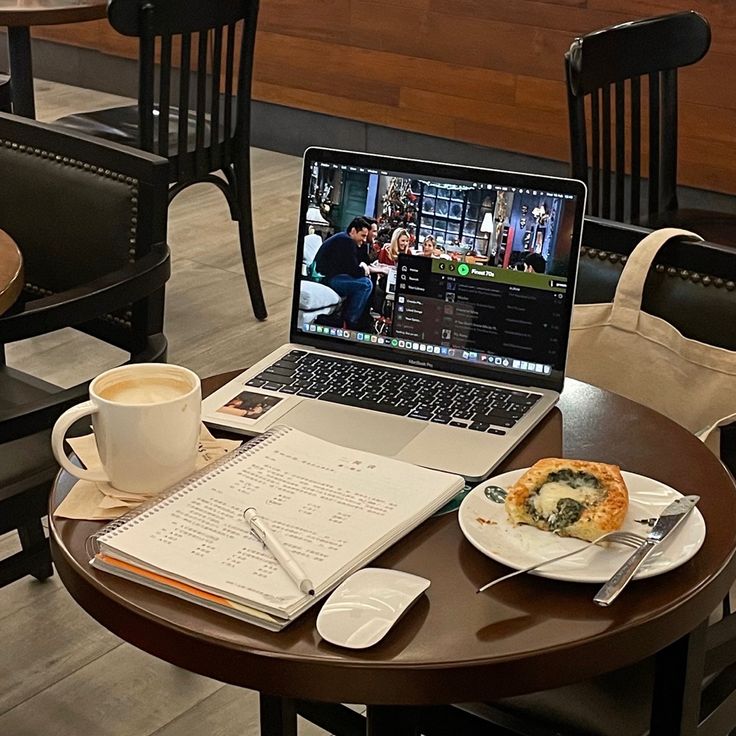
[0,0,108,118]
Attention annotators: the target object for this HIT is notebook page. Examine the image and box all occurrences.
[97,427,463,615]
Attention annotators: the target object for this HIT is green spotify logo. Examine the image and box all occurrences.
[457,263,470,276]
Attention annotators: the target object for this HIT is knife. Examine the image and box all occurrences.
[593,494,700,607]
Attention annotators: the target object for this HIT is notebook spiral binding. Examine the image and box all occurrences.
[84,425,291,560]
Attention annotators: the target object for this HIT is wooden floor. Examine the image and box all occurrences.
[0,80,339,736]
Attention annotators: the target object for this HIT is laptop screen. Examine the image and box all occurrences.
[290,148,586,392]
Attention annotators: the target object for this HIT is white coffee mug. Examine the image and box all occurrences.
[51,363,202,494]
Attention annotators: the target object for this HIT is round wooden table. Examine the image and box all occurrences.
[0,0,107,118]
[50,375,736,734]
[0,227,23,314]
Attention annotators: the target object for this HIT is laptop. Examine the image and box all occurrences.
[202,147,587,481]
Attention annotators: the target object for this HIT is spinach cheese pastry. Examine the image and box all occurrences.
[505,458,628,541]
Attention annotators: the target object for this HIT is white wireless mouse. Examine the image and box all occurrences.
[316,567,430,649]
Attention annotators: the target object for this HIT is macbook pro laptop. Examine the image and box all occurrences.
[202,148,587,481]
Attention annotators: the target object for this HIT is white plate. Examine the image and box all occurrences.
[459,469,706,583]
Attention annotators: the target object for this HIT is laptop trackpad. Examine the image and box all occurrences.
[278,401,424,456]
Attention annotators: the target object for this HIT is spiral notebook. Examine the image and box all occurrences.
[89,425,464,631]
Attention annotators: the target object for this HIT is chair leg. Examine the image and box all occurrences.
[230,162,268,321]
[170,168,266,321]
[260,694,298,736]
[18,517,53,581]
[236,216,268,321]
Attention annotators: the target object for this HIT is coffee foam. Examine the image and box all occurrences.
[97,375,192,405]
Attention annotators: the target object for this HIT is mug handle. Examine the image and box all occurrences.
[51,401,110,483]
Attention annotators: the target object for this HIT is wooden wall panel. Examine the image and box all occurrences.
[31,0,736,195]
[35,20,135,58]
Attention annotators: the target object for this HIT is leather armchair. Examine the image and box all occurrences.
[0,113,170,587]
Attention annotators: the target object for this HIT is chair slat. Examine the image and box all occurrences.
[195,30,208,175]
[157,34,172,159]
[660,68,679,213]
[630,76,641,222]
[209,26,223,170]
[138,5,156,151]
[614,80,625,221]
[177,32,192,176]
[601,84,612,219]
[590,92,600,217]
[222,22,236,166]
[648,71,660,217]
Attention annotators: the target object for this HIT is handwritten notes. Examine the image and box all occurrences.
[95,426,464,619]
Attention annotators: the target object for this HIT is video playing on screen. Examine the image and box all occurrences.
[296,157,581,377]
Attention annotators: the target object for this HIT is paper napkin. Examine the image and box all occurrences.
[54,425,241,520]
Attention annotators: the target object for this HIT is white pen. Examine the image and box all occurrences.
[243,507,315,595]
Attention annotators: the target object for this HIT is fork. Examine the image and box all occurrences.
[476,530,646,593]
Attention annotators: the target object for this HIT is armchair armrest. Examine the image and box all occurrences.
[578,218,736,350]
[0,245,170,343]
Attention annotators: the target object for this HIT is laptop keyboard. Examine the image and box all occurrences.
[245,351,542,435]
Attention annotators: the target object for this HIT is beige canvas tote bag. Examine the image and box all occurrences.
[567,227,736,442]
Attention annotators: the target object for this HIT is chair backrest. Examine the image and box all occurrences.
[0,112,170,365]
[565,11,711,223]
[108,0,259,185]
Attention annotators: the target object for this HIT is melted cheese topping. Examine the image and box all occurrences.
[531,480,602,518]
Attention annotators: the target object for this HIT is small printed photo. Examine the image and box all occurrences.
[216,391,282,419]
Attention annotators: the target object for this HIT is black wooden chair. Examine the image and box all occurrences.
[0,112,170,587]
[411,592,736,736]
[52,0,267,321]
[403,218,736,736]
[565,11,736,247]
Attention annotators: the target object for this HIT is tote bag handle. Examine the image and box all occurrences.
[610,228,702,331]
